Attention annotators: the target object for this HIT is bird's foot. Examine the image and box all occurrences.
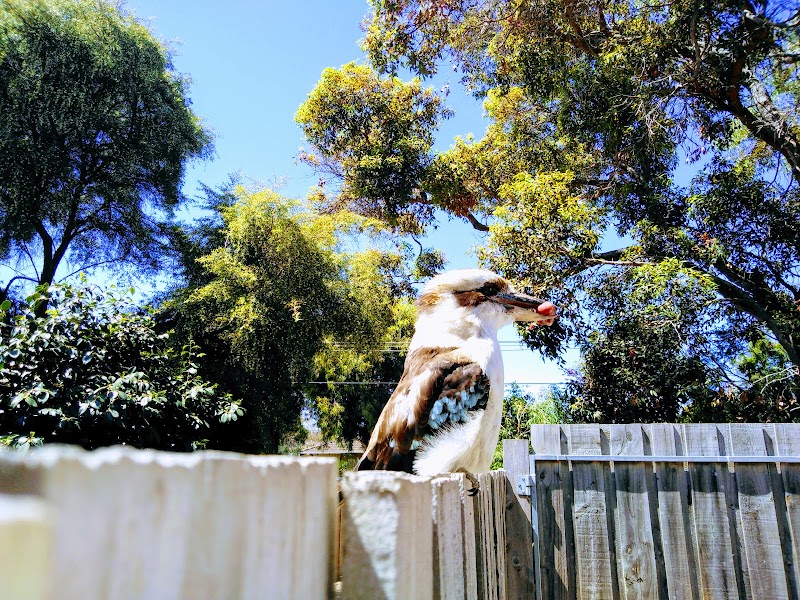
[455,468,480,496]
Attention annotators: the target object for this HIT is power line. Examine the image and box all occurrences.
[306,381,569,386]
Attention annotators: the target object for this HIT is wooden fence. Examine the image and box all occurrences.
[523,423,800,600]
[0,444,528,600]
[4,423,799,599]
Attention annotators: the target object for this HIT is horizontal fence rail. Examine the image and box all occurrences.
[526,454,800,463]
[528,423,800,600]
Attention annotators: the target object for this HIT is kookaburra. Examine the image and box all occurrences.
[356,269,557,479]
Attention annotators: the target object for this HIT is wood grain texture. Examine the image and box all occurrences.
[503,475,535,600]
[569,424,617,600]
[433,475,467,600]
[502,441,535,600]
[610,424,659,600]
[683,424,743,600]
[729,424,791,599]
[649,423,699,600]
[775,424,800,600]
[531,424,574,600]
[458,474,480,600]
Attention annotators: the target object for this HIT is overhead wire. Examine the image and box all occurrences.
[306,381,569,386]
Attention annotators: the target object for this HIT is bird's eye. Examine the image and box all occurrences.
[477,282,501,297]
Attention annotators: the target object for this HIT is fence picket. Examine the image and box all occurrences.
[458,474,480,600]
[0,447,338,600]
[433,475,468,600]
[776,424,800,599]
[569,424,617,600]
[682,425,744,599]
[729,423,791,599]
[502,440,535,600]
[339,471,434,600]
[0,494,50,600]
[649,423,699,600]
[531,424,574,600]
[610,424,659,600]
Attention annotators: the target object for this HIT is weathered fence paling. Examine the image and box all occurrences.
[527,423,800,600]
[0,446,338,600]
[1,445,523,600]
[8,423,797,600]
[337,469,518,600]
[0,494,50,600]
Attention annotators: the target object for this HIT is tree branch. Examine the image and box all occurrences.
[465,212,490,232]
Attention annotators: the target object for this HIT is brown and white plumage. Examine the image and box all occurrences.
[356,269,557,477]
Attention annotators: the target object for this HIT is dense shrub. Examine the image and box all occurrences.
[0,283,242,450]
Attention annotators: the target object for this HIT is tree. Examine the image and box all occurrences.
[490,383,571,469]
[308,249,419,447]
[165,185,421,453]
[0,283,241,450]
[562,261,718,422]
[300,0,800,413]
[296,62,456,233]
[682,336,800,423]
[0,0,210,305]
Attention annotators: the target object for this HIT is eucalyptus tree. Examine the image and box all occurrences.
[0,0,210,304]
[299,0,800,416]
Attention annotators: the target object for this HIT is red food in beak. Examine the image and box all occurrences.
[529,301,557,329]
[536,301,556,317]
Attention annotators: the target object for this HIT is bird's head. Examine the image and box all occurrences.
[415,269,557,337]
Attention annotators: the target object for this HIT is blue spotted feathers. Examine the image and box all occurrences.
[427,379,488,429]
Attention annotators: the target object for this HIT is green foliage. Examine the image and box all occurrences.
[299,0,800,417]
[296,62,452,233]
[166,186,415,453]
[491,383,570,469]
[0,283,241,450]
[683,338,800,423]
[0,0,210,299]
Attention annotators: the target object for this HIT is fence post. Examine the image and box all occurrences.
[0,494,51,600]
[432,475,468,600]
[339,471,434,600]
[503,440,536,600]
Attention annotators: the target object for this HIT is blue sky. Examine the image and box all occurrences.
[124,0,573,389]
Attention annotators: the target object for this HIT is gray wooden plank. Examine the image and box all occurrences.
[502,440,535,600]
[776,424,800,600]
[503,475,535,600]
[494,472,508,600]
[503,439,532,517]
[649,423,699,600]
[683,424,743,600]
[475,472,492,600]
[432,476,467,600]
[569,424,617,600]
[729,423,791,599]
[475,471,506,600]
[611,424,659,600]
[458,474,479,600]
[531,424,574,600]
[761,425,799,600]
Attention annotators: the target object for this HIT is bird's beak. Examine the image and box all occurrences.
[493,292,557,325]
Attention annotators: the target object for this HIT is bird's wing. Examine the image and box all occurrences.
[356,346,490,472]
